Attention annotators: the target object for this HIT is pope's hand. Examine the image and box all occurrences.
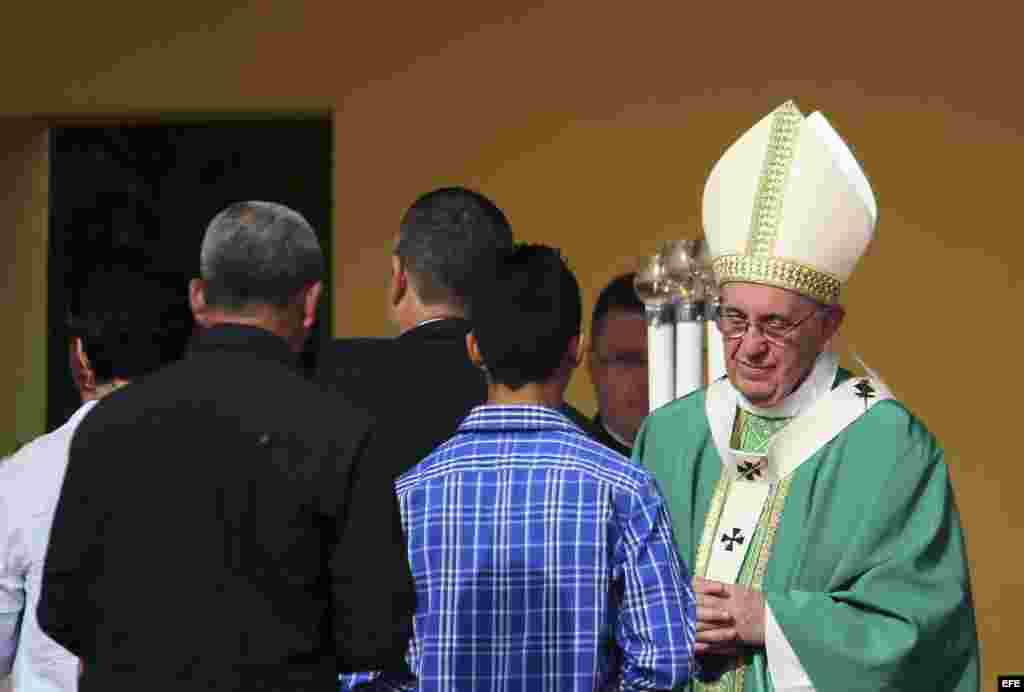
[694,576,765,655]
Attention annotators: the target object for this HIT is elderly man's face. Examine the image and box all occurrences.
[720,283,842,408]
[588,309,649,443]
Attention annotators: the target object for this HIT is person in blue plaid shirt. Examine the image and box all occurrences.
[342,244,698,691]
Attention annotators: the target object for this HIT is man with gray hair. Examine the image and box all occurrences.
[38,201,415,692]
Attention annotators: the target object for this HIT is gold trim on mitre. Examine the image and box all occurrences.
[712,254,842,305]
[703,100,876,305]
[746,100,803,258]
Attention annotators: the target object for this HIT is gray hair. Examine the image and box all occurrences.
[199,201,324,311]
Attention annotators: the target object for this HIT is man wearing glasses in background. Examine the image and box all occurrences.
[634,101,979,691]
[586,273,648,456]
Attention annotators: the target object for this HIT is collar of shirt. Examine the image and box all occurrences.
[398,316,471,341]
[65,399,100,431]
[187,324,298,369]
[412,316,449,329]
[455,404,584,436]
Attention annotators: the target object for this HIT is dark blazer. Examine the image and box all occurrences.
[317,319,606,482]
[591,413,633,458]
[38,325,415,692]
[316,319,486,480]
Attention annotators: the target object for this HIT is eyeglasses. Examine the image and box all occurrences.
[716,307,821,346]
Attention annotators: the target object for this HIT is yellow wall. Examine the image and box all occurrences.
[0,122,48,455]
[1,0,1020,682]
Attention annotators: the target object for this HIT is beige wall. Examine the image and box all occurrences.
[1,0,1019,681]
[0,122,48,455]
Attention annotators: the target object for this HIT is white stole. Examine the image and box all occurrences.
[702,353,893,691]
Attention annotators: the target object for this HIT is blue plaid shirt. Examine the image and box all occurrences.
[341,405,696,692]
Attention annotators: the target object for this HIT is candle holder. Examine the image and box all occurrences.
[635,238,725,409]
[635,251,677,411]
[693,240,726,382]
[662,239,706,399]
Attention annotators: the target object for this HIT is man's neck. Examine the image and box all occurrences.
[487,381,564,409]
[203,312,304,352]
[83,378,130,403]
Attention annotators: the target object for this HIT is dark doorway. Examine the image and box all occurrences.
[48,117,333,431]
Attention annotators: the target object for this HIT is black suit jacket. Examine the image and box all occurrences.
[317,319,486,480]
[38,325,415,692]
[317,319,605,482]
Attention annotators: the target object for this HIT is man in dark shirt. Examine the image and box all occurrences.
[317,187,506,478]
[318,187,599,473]
[39,201,415,692]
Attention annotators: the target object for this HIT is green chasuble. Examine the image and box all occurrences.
[634,369,980,692]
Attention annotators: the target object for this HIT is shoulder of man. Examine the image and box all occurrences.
[551,420,660,497]
[829,365,945,466]
[318,338,393,369]
[1,402,96,484]
[0,429,64,519]
[315,338,395,398]
[844,396,945,468]
[1,429,63,479]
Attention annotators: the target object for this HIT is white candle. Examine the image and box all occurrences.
[647,306,675,412]
[675,318,704,399]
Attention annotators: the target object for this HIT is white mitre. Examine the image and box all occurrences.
[703,101,878,304]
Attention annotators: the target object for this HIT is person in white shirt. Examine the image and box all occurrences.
[0,267,191,691]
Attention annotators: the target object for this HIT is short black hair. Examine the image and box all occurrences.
[592,272,643,341]
[395,187,513,310]
[69,268,193,384]
[470,244,581,390]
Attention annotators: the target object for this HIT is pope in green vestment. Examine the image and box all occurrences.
[633,99,981,691]
[634,361,980,691]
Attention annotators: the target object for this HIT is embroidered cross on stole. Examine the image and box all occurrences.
[693,408,794,692]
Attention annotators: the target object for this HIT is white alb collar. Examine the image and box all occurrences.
[729,351,839,418]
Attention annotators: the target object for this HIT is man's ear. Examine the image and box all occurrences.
[189,279,211,327]
[69,336,96,397]
[466,331,484,369]
[566,333,586,370]
[302,281,323,329]
[390,255,408,309]
[585,329,600,377]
